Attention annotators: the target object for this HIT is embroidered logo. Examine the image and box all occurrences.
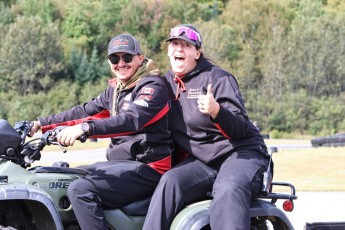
[124,93,132,101]
[113,38,129,48]
[133,99,149,107]
[187,88,202,99]
[141,87,155,94]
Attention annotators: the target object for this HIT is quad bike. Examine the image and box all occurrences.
[0,119,297,230]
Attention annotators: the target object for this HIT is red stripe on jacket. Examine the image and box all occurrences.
[90,103,170,138]
[41,110,110,133]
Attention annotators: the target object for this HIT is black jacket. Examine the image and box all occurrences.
[164,55,266,164]
[39,59,174,174]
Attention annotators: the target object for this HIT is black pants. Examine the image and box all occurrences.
[142,149,269,230]
[67,160,161,230]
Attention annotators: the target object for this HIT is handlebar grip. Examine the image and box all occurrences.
[78,134,88,143]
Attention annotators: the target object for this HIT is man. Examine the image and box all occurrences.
[30,34,174,230]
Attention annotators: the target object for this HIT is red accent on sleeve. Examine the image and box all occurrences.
[214,123,231,140]
[144,103,169,127]
[85,103,170,139]
[148,155,172,174]
[41,110,110,133]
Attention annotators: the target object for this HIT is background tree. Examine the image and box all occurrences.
[0,16,63,95]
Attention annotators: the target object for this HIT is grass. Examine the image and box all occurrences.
[270,146,345,192]
[265,138,345,192]
[42,138,345,192]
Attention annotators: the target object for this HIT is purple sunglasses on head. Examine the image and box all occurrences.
[169,26,201,42]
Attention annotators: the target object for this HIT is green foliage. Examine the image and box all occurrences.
[198,21,241,67]
[0,16,63,95]
[69,46,109,84]
[0,80,107,125]
[0,2,15,24]
[17,0,58,23]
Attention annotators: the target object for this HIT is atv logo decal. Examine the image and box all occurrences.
[49,181,70,189]
[49,178,74,189]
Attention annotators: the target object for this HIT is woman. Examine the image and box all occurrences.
[143,24,270,230]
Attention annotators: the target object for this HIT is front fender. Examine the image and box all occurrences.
[0,183,63,230]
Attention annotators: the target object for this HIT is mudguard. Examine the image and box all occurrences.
[250,199,295,230]
[170,200,211,230]
[170,199,295,230]
[0,183,63,230]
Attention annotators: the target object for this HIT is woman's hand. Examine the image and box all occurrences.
[197,84,220,119]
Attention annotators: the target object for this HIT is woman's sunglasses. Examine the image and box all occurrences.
[169,27,201,42]
[108,53,135,64]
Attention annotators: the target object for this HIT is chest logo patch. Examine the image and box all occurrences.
[187,88,202,99]
[124,93,132,101]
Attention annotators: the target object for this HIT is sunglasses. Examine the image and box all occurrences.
[169,27,201,42]
[108,53,135,64]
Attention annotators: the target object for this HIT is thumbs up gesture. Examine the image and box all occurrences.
[197,84,220,119]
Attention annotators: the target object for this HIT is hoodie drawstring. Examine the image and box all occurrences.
[173,75,186,100]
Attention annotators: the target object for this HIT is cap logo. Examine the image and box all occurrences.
[112,38,129,48]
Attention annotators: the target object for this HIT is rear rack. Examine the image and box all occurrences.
[255,181,297,202]
[254,181,298,212]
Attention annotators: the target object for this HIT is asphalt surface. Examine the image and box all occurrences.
[37,145,345,230]
[276,192,345,229]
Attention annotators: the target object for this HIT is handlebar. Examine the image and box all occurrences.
[6,121,88,168]
[40,126,87,154]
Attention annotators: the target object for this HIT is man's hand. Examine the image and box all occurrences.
[29,121,41,137]
[197,84,220,119]
[56,124,84,146]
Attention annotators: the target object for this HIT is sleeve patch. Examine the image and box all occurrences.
[141,87,155,94]
[133,99,149,107]
[138,95,153,101]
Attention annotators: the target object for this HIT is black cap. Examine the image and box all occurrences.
[166,24,202,48]
[108,34,142,56]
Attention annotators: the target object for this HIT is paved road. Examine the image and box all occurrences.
[37,147,345,230]
[38,148,107,164]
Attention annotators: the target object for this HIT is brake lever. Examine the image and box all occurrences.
[56,142,67,153]
[41,126,87,153]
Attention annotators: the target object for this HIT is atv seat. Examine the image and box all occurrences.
[29,166,88,175]
[120,197,152,216]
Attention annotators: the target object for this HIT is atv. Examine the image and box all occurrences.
[0,119,297,229]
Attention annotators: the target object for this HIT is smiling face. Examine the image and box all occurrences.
[168,39,201,77]
[108,52,144,83]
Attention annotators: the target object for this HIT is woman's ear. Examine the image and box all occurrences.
[196,49,201,60]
